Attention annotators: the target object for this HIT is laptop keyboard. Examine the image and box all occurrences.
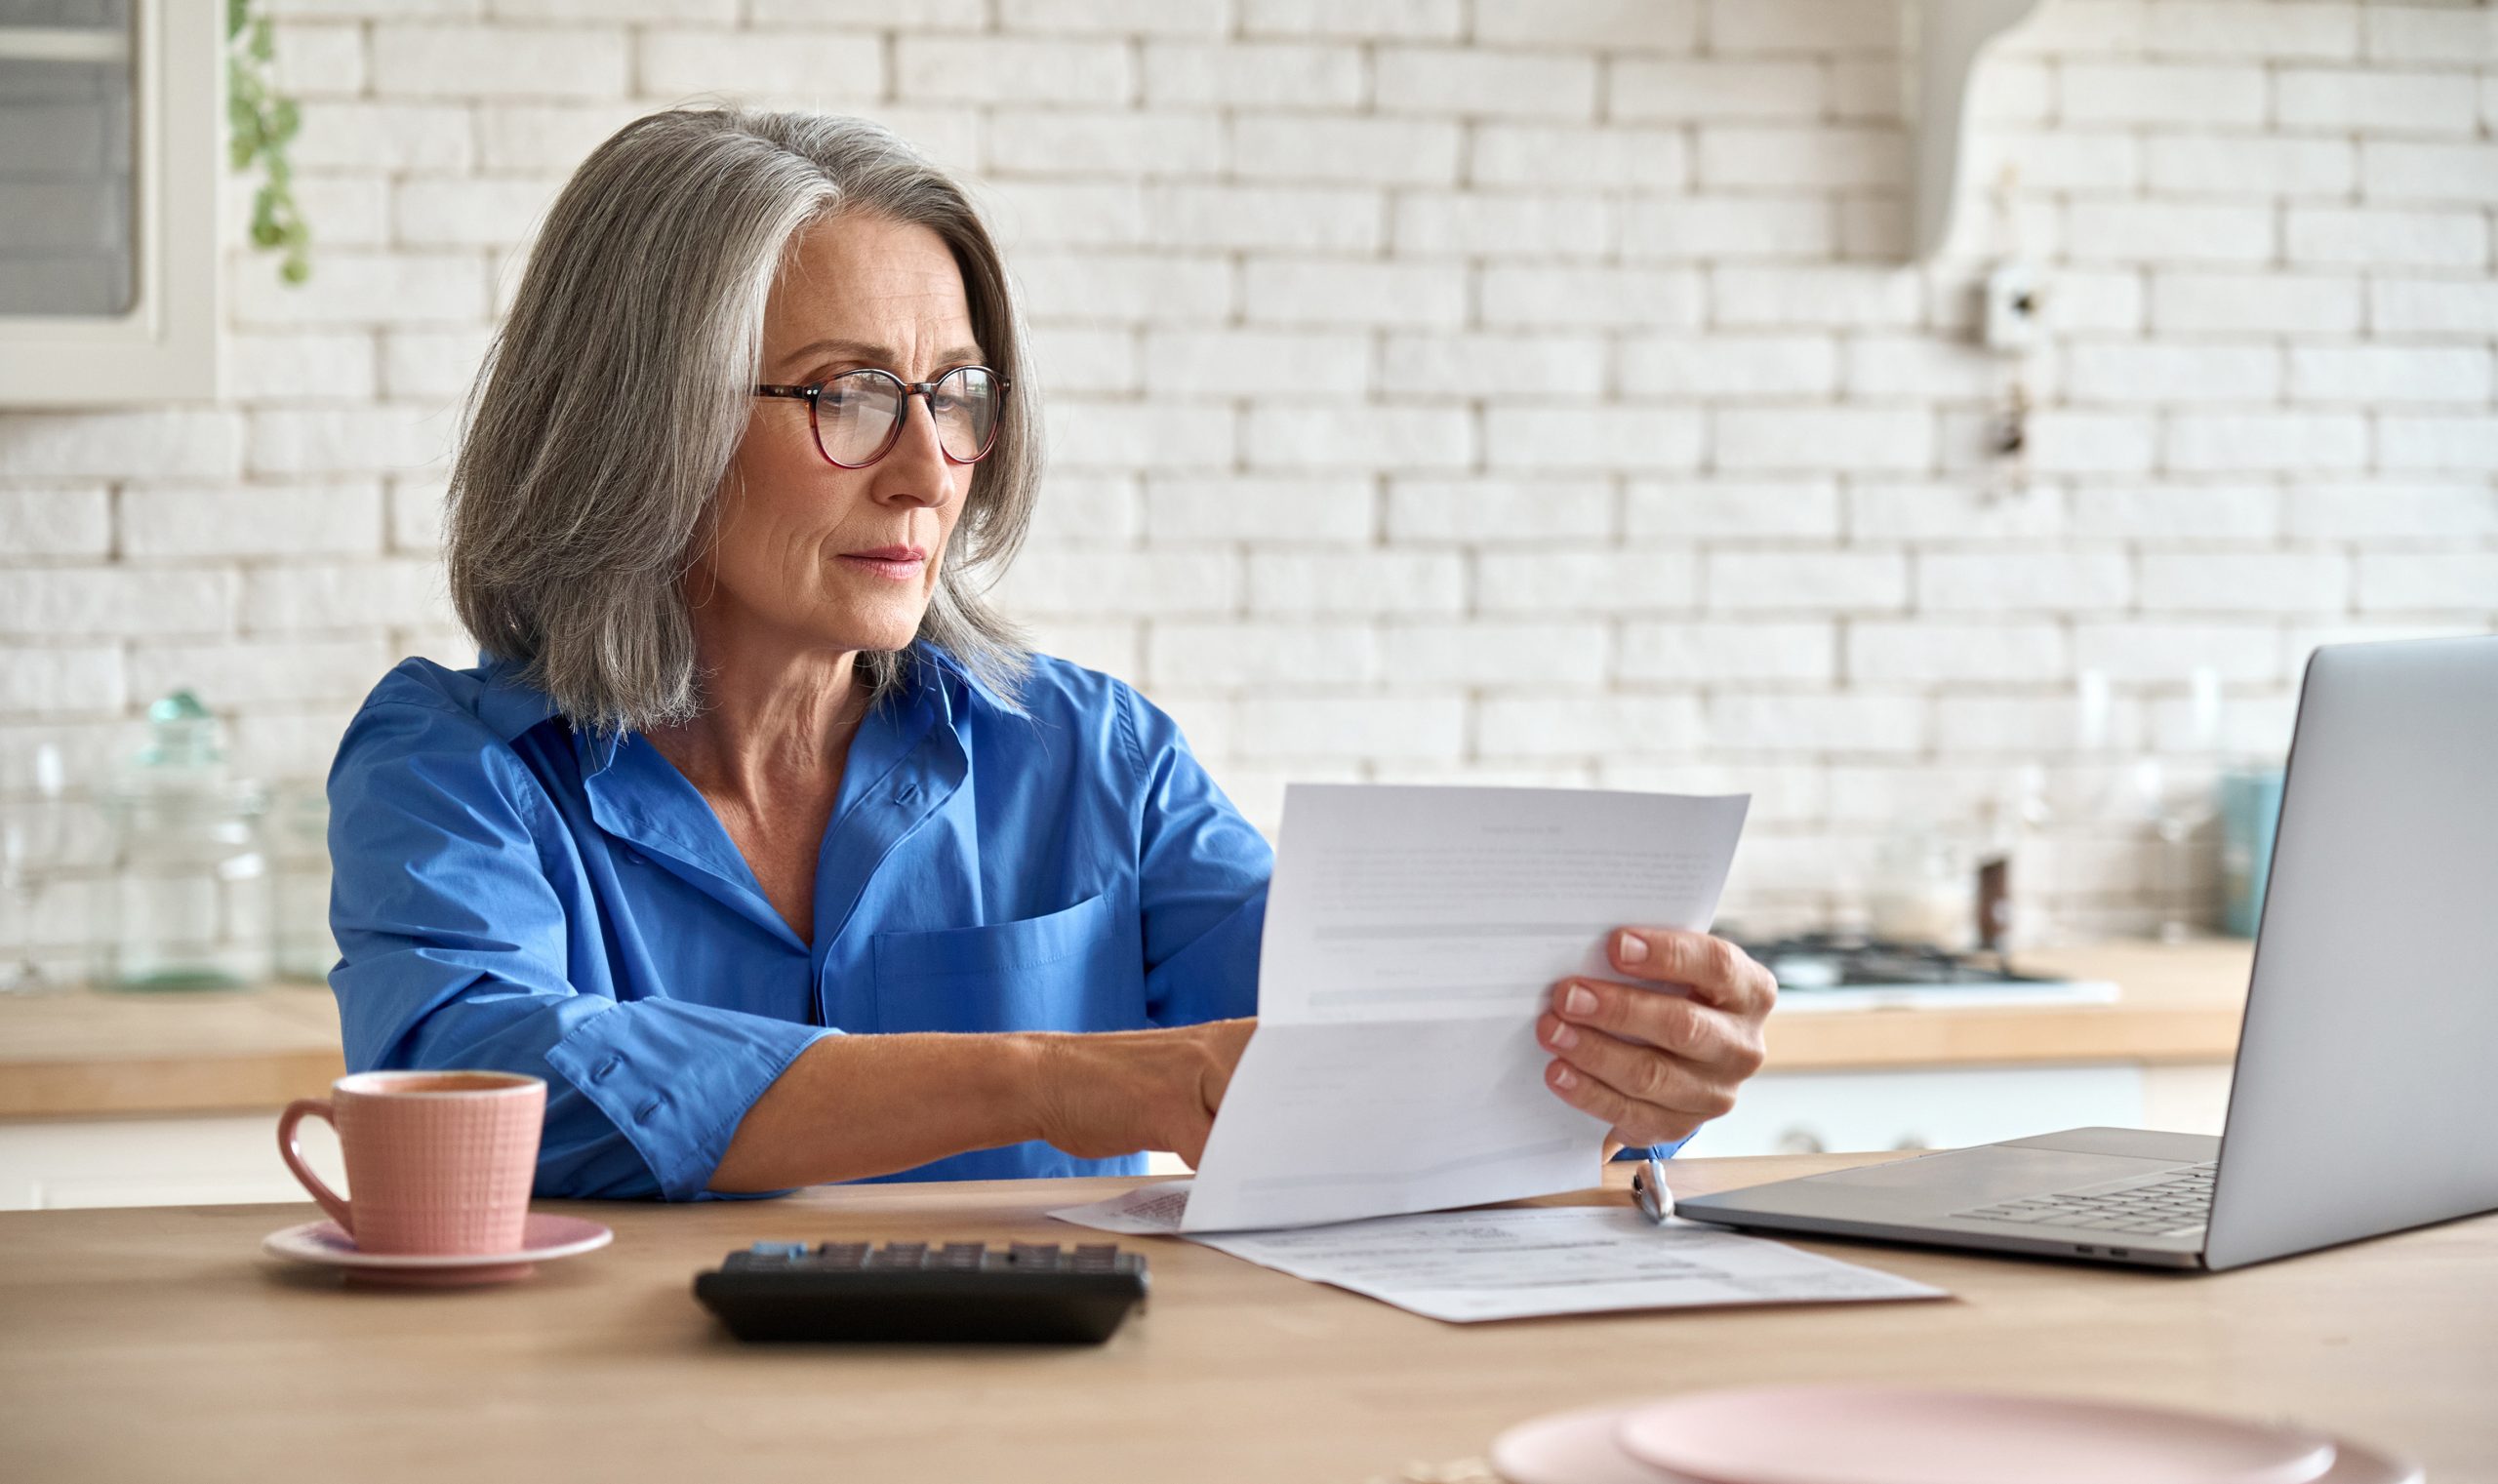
[1955,1161,2217,1237]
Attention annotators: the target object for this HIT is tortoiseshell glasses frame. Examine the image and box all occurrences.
[753,364,1010,469]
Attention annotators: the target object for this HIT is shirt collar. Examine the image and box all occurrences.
[559,643,979,864]
[472,651,565,744]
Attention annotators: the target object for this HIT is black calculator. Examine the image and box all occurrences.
[693,1240,1148,1344]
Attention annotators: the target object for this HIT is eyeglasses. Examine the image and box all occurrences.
[753,365,1009,470]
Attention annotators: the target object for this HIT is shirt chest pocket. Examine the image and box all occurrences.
[869,892,1145,1034]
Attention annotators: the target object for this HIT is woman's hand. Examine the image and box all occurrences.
[1536,929,1775,1148]
[1027,1019,1256,1166]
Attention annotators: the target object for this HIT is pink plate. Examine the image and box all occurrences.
[1491,1404,1705,1484]
[1486,1398,2419,1484]
[262,1213,612,1288]
[1612,1386,2338,1484]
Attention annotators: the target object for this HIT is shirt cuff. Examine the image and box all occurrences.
[1609,1132,1699,1161]
[544,998,839,1202]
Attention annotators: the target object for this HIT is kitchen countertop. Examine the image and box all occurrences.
[0,981,344,1120]
[1765,937,2252,1072]
[0,939,2255,1120]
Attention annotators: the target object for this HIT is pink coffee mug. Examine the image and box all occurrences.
[277,1070,545,1257]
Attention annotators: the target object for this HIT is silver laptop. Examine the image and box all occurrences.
[1681,635,2498,1271]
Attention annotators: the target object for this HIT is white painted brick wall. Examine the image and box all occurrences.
[1382,621,1612,687]
[371,24,631,100]
[1386,476,1612,541]
[1478,549,1701,615]
[1246,550,1465,616]
[0,488,111,557]
[2149,270,2364,335]
[3,0,2494,938]
[1708,548,1910,614]
[117,484,384,560]
[1242,259,1467,328]
[2285,205,2488,269]
[1480,263,1703,328]
[638,29,883,100]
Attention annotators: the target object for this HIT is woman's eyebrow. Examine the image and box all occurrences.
[779,336,893,369]
[779,338,986,371]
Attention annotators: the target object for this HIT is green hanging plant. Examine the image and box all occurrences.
[226,0,310,284]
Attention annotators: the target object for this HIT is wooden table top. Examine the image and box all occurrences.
[0,940,2255,1120]
[1,1152,2486,1484]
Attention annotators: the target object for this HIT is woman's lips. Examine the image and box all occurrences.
[835,546,927,582]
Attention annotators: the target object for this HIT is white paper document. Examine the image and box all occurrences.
[1052,1192,1946,1323]
[1172,783,1750,1233]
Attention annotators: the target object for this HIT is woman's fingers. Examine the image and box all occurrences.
[1535,932,1776,1143]
[1543,1057,1702,1148]
[1548,976,1763,1076]
[1608,928,1778,1018]
[1538,1012,1739,1120]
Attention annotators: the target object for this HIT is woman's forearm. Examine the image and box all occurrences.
[705,1018,1256,1193]
[707,1031,1046,1192]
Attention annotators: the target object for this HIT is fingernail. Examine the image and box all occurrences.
[1564,984,1597,1016]
[1617,931,1649,964]
[1551,1064,1579,1090]
[1548,1021,1580,1050]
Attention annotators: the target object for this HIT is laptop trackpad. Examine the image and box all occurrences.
[1740,1146,2188,1220]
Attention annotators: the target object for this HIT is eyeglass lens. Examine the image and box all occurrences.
[816,366,1001,466]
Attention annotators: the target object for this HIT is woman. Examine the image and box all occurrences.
[327,108,1775,1201]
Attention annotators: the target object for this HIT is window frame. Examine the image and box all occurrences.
[0,0,221,407]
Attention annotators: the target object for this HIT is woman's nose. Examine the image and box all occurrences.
[872,394,956,507]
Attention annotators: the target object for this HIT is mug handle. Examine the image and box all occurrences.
[276,1099,354,1235]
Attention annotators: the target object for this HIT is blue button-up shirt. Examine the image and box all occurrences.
[325,646,1269,1201]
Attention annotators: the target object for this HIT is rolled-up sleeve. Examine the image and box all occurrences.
[326,701,834,1200]
[1119,684,1269,1028]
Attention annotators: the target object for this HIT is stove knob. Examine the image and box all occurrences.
[1774,1127,1825,1156]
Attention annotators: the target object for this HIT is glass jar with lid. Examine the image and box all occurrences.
[98,693,271,991]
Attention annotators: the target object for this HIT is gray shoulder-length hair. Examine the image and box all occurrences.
[446,107,1037,733]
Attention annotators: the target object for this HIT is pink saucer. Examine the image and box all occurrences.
[262,1213,612,1288]
[1488,1397,2421,1484]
